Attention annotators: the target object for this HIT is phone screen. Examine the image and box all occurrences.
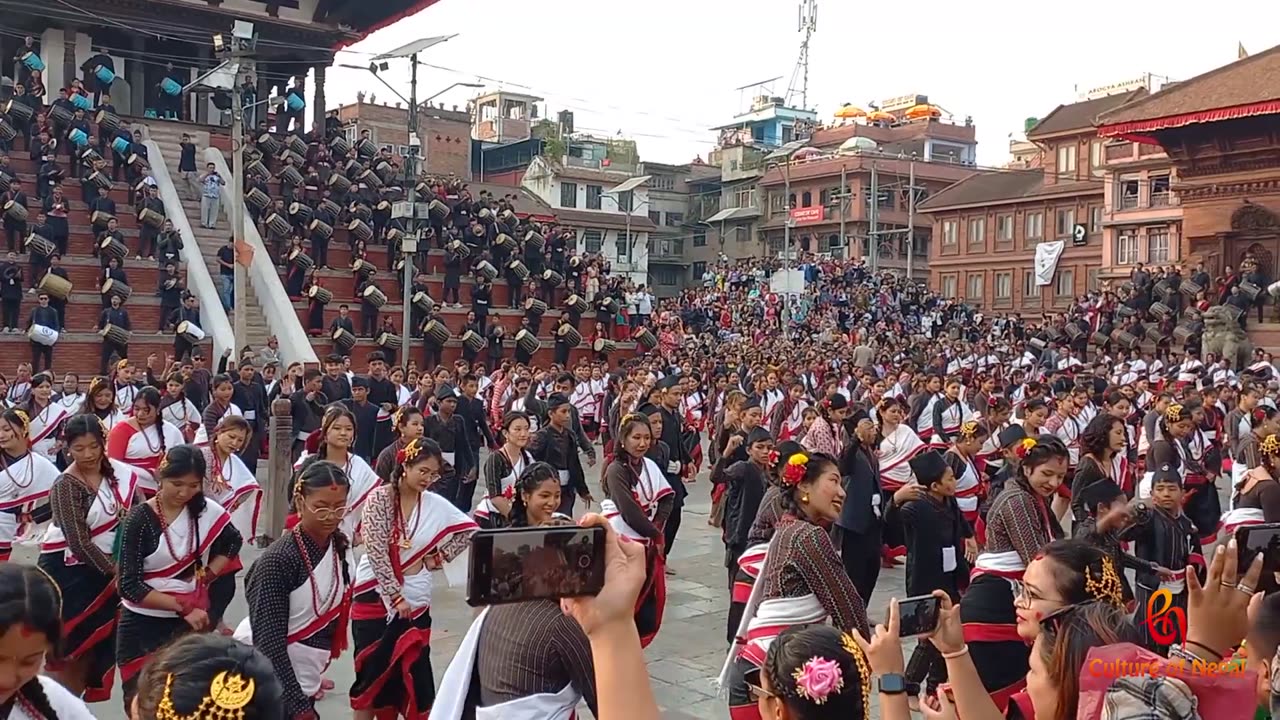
[896,594,942,637]
[1235,523,1280,594]
[466,526,606,607]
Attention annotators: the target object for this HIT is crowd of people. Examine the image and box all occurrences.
[3,47,1280,720]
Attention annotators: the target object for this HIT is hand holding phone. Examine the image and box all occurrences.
[1235,522,1280,595]
[896,594,942,637]
[466,524,607,607]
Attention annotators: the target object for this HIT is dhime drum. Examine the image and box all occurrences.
[245,188,271,213]
[377,332,403,350]
[1090,331,1110,347]
[422,320,451,347]
[541,269,564,288]
[593,338,617,355]
[176,321,206,344]
[277,165,304,188]
[307,285,333,305]
[264,212,291,237]
[255,133,283,156]
[37,272,71,301]
[361,285,388,309]
[351,258,377,279]
[428,198,450,222]
[246,160,270,181]
[356,138,378,159]
[475,261,498,281]
[101,278,132,303]
[288,248,314,271]
[25,233,55,258]
[138,207,165,229]
[447,239,471,260]
[556,324,583,346]
[633,327,658,351]
[27,325,59,346]
[524,230,545,252]
[564,294,590,315]
[329,135,352,157]
[309,219,334,240]
[462,330,487,353]
[86,169,113,192]
[412,291,435,315]
[1239,281,1262,302]
[525,297,548,316]
[515,329,540,355]
[101,324,131,346]
[327,173,352,194]
[358,168,383,191]
[349,219,374,244]
[507,259,529,281]
[285,134,308,157]
[494,234,516,253]
[288,202,313,225]
[3,99,34,127]
[318,198,342,218]
[3,201,28,223]
[1180,279,1203,297]
[99,236,128,262]
[332,327,357,352]
[348,203,373,222]
[94,109,122,137]
[1110,329,1139,350]
[596,296,620,317]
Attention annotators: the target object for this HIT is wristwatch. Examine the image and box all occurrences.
[877,674,920,696]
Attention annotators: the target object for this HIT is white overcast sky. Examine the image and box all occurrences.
[323,0,1280,167]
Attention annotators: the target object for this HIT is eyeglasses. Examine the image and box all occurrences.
[1038,600,1094,635]
[743,668,775,701]
[302,503,348,521]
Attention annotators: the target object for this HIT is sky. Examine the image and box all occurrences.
[320,0,1280,168]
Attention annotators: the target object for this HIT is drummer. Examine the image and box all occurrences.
[357,277,381,337]
[170,294,202,359]
[40,184,70,255]
[87,185,116,228]
[42,255,70,329]
[26,291,60,372]
[138,184,165,260]
[27,211,54,288]
[1,177,28,253]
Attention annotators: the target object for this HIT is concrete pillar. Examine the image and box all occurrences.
[262,397,294,545]
[62,25,78,93]
[129,35,146,117]
[312,62,327,131]
[195,43,211,125]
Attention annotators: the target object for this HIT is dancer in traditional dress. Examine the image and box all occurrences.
[351,437,476,719]
[0,564,97,719]
[958,435,1066,712]
[201,414,261,545]
[944,420,989,526]
[111,361,141,414]
[115,444,242,709]
[160,373,201,443]
[54,373,85,413]
[930,375,974,449]
[40,415,143,702]
[475,411,534,528]
[131,634,283,719]
[768,380,809,442]
[195,374,242,447]
[714,425,773,642]
[375,406,425,482]
[23,372,71,462]
[107,387,184,496]
[800,394,848,458]
[0,408,59,562]
[877,397,924,565]
[293,404,381,538]
[601,411,675,648]
[1069,414,1128,524]
[722,450,869,720]
[75,375,125,432]
[234,459,353,719]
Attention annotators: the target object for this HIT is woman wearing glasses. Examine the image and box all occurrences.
[350,436,477,720]
[234,458,353,720]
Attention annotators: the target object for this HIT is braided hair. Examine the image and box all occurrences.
[156,445,209,567]
[292,458,352,586]
[763,624,869,720]
[132,634,282,720]
[316,405,357,461]
[0,564,63,720]
[508,461,560,528]
[62,413,120,511]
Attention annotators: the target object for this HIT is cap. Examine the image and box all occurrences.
[436,384,459,401]
[746,426,773,446]
[657,375,681,391]
[635,403,660,417]
[849,409,870,425]
[1078,478,1125,512]
[547,392,571,409]
[908,450,948,486]
[998,424,1028,449]
[350,375,370,389]
[367,350,387,364]
[742,396,762,411]
[1151,463,1182,487]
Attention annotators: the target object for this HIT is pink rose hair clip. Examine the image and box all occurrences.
[792,656,844,705]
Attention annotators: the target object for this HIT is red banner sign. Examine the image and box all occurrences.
[790,206,825,225]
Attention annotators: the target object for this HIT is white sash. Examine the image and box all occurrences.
[737,542,770,580]
[601,457,674,542]
[113,421,186,494]
[204,450,261,540]
[970,550,1026,580]
[122,498,233,618]
[28,403,70,461]
[476,684,579,720]
[8,677,96,719]
[1219,507,1265,536]
[41,461,141,562]
[430,607,491,720]
[194,403,243,447]
[879,425,925,491]
[0,453,59,549]
[953,455,981,514]
[353,490,477,605]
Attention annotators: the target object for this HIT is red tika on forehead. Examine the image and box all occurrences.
[18,623,36,637]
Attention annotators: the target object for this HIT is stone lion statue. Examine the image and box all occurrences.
[1200,305,1253,369]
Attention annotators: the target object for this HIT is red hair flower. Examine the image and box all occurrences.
[781,453,810,486]
[767,449,781,467]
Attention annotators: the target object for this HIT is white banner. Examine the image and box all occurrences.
[1034,240,1066,286]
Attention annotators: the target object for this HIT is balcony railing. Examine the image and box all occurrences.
[1119,194,1140,210]
[1150,191,1172,207]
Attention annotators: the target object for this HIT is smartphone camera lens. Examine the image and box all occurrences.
[577,554,592,569]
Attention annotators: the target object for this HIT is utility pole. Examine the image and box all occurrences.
[230,39,249,352]
[838,164,847,258]
[783,160,792,265]
[868,163,879,272]
[400,53,418,347]
[906,159,916,280]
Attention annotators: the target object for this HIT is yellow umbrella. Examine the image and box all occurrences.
[904,104,941,119]
[866,110,896,123]
[834,104,866,119]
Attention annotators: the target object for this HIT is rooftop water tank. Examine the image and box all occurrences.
[1024,117,1040,133]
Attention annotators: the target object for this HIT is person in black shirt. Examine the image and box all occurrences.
[42,254,70,329]
[94,95,117,155]
[231,359,268,474]
[215,238,234,311]
[176,132,199,199]
[357,279,380,337]
[66,109,91,179]
[27,211,53,289]
[341,375,380,463]
[88,184,116,228]
[40,184,70,255]
[0,252,24,331]
[26,291,59,371]
[170,293,202,359]
[320,353,351,403]
[364,351,398,459]
[289,368,326,461]
[423,384,474,510]
[472,275,493,329]
[330,304,355,356]
[458,372,497,494]
[654,374,691,557]
[138,184,165,260]
[2,178,28,253]
[98,293,131,373]
[80,47,114,104]
[528,392,594,516]
[96,218,126,268]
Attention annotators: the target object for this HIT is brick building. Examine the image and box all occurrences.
[334,99,472,178]
[919,91,1146,309]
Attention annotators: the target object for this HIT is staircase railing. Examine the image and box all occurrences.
[144,141,235,361]
[203,148,318,367]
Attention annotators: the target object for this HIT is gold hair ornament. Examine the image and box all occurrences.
[156,671,255,720]
[11,409,29,437]
[841,632,872,720]
[1084,555,1125,606]
[1261,434,1280,456]
[1164,404,1184,422]
[958,420,980,440]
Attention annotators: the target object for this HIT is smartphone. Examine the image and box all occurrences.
[466,525,607,607]
[895,594,942,637]
[1235,522,1280,595]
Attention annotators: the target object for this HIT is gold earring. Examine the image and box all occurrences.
[801,493,810,504]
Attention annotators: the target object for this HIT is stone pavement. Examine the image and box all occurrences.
[13,463,912,720]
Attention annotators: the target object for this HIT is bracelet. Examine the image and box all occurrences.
[1184,640,1224,660]
[940,645,970,660]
